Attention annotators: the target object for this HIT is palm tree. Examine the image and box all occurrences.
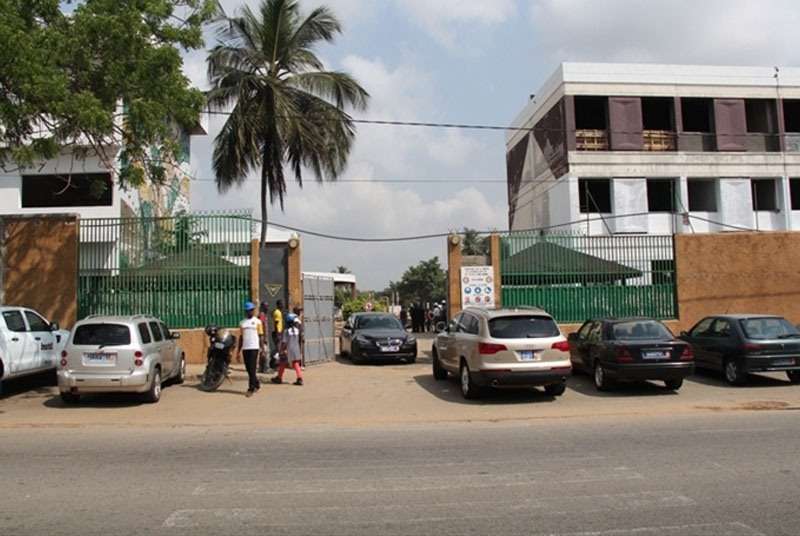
[461,227,489,256]
[334,265,351,274]
[207,0,369,244]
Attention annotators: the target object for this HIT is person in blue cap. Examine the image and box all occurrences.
[237,301,265,397]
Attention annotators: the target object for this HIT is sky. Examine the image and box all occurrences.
[182,0,800,290]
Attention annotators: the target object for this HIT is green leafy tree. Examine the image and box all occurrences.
[390,257,447,305]
[0,0,220,188]
[341,294,388,321]
[461,227,490,256]
[207,0,369,245]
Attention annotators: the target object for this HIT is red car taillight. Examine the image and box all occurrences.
[615,346,634,363]
[60,351,68,368]
[478,342,507,355]
[551,340,570,352]
[134,351,144,367]
[680,345,694,361]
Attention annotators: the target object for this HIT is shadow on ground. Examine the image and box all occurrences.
[567,373,680,398]
[413,374,557,405]
[1,370,57,401]
[687,368,792,388]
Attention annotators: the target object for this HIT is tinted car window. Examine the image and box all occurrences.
[611,320,673,340]
[577,321,594,339]
[138,323,152,344]
[25,311,50,332]
[160,323,172,340]
[490,316,559,339]
[149,321,164,342]
[463,315,480,335]
[356,315,402,330]
[2,311,27,332]
[690,318,714,337]
[587,323,603,342]
[710,319,732,338]
[73,324,131,346]
[740,317,800,340]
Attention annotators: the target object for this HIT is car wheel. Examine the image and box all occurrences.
[787,371,800,384]
[460,361,480,400]
[351,352,362,365]
[60,392,80,404]
[594,361,611,392]
[544,382,566,397]
[174,355,186,385]
[664,378,683,391]
[724,358,747,386]
[432,350,448,380]
[143,368,162,403]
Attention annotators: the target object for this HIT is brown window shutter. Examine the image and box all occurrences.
[506,134,529,208]
[714,98,746,151]
[609,97,643,150]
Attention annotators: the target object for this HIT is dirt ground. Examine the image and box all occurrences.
[3,335,800,429]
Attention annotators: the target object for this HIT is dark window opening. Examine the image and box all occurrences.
[681,98,714,132]
[138,323,152,344]
[149,321,164,342]
[790,179,800,210]
[647,179,676,212]
[752,179,778,211]
[784,100,800,132]
[687,179,717,212]
[73,324,131,346]
[651,260,675,285]
[745,99,777,133]
[489,316,560,339]
[579,179,612,213]
[21,173,112,208]
[575,96,608,130]
[642,98,674,131]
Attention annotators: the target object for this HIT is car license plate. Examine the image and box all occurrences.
[214,342,226,350]
[643,350,669,360]
[773,358,795,367]
[380,345,400,353]
[520,351,536,361]
[84,352,116,365]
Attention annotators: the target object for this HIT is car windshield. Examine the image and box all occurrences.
[356,315,402,330]
[612,320,673,340]
[488,316,560,339]
[73,324,131,346]
[740,317,800,340]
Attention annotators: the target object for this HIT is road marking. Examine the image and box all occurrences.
[192,466,642,496]
[164,490,691,529]
[541,522,765,536]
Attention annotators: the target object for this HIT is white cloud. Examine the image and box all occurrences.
[398,0,517,48]
[529,0,800,65]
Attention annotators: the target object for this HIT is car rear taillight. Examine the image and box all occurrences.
[744,343,762,353]
[134,351,144,367]
[615,346,634,363]
[680,345,694,361]
[60,351,68,368]
[551,340,570,352]
[478,342,507,355]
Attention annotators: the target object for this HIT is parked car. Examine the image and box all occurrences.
[679,314,800,386]
[58,315,185,403]
[568,318,694,391]
[0,306,70,392]
[340,312,417,364]
[432,307,571,400]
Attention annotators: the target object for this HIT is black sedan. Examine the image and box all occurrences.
[679,314,800,386]
[340,312,417,364]
[568,318,694,391]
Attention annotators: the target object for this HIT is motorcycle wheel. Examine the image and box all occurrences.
[199,360,227,392]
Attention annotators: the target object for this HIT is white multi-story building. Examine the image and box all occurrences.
[506,63,800,235]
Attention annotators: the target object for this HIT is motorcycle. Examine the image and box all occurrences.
[199,325,236,392]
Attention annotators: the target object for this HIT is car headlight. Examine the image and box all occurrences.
[355,335,371,345]
[405,336,416,345]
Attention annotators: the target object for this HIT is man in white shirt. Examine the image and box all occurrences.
[237,301,265,397]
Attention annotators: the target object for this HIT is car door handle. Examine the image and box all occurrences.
[35,337,41,341]
[11,337,19,342]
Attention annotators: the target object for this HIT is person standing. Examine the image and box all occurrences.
[257,302,270,373]
[237,301,265,397]
[399,305,408,330]
[271,299,285,364]
[272,313,304,386]
[293,306,305,368]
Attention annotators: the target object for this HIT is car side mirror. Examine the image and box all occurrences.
[50,321,60,332]
[567,333,578,341]
[171,332,181,340]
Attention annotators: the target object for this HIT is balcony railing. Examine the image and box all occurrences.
[575,129,609,151]
[643,130,677,152]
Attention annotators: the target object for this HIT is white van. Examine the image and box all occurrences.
[0,306,70,392]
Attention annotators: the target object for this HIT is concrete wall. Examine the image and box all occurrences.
[1,214,79,328]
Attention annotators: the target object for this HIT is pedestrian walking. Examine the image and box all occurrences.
[293,306,305,368]
[272,313,304,386]
[425,305,433,333]
[271,299,285,366]
[237,301,265,397]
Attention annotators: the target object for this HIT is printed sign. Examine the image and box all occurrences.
[460,266,495,309]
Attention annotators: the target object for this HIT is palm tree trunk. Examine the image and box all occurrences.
[260,158,268,246]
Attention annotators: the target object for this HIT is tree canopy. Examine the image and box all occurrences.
[207,0,369,244]
[461,227,490,256]
[389,257,447,305]
[0,0,219,187]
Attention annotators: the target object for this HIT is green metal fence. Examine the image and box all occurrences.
[78,212,252,328]
[500,232,676,323]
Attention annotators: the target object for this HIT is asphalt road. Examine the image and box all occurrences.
[1,411,799,536]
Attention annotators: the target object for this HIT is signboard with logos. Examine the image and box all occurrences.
[460,266,496,309]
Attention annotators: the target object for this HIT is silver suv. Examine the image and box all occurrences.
[58,315,185,404]
[432,307,572,399]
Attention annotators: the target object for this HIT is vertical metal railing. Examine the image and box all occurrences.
[499,232,677,323]
[78,211,252,328]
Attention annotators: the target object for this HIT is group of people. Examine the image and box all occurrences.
[401,302,447,333]
[237,299,305,397]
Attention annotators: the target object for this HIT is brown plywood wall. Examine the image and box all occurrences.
[675,232,800,331]
[1,215,79,328]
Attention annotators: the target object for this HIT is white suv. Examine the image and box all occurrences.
[58,315,185,404]
[0,306,70,393]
